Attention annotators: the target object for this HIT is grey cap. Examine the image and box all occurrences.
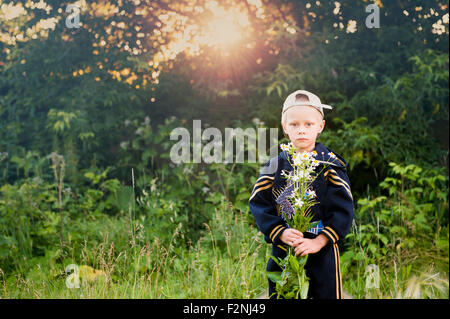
[282,90,332,117]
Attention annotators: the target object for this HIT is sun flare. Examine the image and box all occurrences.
[192,3,251,52]
[205,14,247,49]
[151,1,254,66]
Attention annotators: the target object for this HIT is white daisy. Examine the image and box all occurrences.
[280,143,290,151]
[294,198,304,207]
[293,156,303,166]
[300,152,310,160]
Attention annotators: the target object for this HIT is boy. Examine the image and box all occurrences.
[249,90,354,299]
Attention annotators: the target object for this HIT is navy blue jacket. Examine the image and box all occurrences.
[249,143,354,250]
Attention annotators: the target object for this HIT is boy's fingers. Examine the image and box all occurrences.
[295,247,304,256]
[293,238,305,246]
[283,230,305,246]
[282,233,297,246]
[288,234,302,242]
[289,237,299,246]
[290,229,304,237]
[295,246,309,257]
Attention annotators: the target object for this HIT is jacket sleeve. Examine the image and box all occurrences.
[318,166,354,245]
[249,159,288,245]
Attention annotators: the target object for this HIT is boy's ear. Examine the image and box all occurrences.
[319,119,325,133]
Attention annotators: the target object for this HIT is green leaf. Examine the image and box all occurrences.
[266,271,282,284]
[376,233,388,245]
[269,256,282,269]
[298,255,308,267]
[289,255,300,273]
[300,281,309,299]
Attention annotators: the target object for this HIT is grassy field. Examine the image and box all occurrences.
[1,201,447,299]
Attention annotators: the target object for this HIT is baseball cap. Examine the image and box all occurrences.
[282,90,332,117]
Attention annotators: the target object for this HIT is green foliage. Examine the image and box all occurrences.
[9,150,48,179]
[0,0,448,299]
[0,179,61,272]
[321,117,383,172]
[0,195,270,299]
[268,252,309,299]
[340,162,448,298]
[254,64,302,98]
[355,162,447,258]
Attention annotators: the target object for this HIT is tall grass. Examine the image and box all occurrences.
[340,208,449,299]
[1,196,448,298]
[3,203,447,299]
[0,201,270,299]
[0,162,447,299]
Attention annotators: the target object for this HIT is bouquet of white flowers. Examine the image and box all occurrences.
[267,142,329,299]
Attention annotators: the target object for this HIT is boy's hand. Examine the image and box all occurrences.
[293,234,329,256]
[280,228,303,247]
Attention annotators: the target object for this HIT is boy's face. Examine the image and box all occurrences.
[282,105,325,153]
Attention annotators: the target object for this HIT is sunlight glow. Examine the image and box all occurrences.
[206,16,245,49]
[158,1,251,62]
[202,1,250,49]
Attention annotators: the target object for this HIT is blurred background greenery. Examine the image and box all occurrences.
[0,0,448,298]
